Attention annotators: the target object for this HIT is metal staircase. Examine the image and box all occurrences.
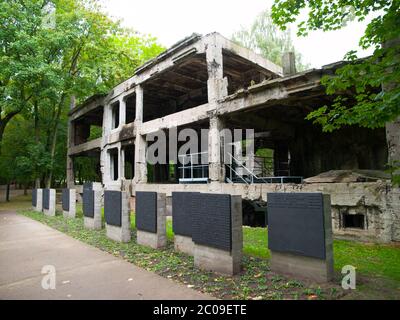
[225,153,303,184]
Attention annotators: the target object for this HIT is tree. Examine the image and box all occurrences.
[271,0,400,177]
[0,0,165,188]
[232,9,309,71]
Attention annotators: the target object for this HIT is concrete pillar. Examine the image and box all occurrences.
[134,134,147,183]
[120,147,125,180]
[133,85,147,184]
[66,156,75,188]
[206,35,228,102]
[208,115,225,183]
[33,189,43,212]
[119,98,126,126]
[43,189,56,217]
[135,85,143,122]
[137,193,167,249]
[282,52,297,76]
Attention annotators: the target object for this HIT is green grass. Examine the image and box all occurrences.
[3,196,400,299]
[241,225,400,282]
[18,208,347,300]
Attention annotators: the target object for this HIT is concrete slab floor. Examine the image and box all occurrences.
[0,210,214,300]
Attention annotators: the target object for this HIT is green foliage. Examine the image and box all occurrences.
[232,9,309,71]
[0,0,164,186]
[271,0,400,130]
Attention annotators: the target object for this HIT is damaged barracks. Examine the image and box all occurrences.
[67,33,400,243]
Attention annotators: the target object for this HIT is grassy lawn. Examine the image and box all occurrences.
[241,226,400,283]
[1,195,399,299]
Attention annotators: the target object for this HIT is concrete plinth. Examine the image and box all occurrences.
[137,193,166,248]
[105,191,131,243]
[193,195,243,276]
[270,251,334,283]
[83,191,102,230]
[268,193,334,283]
[194,244,241,275]
[63,189,76,219]
[137,230,165,249]
[33,189,43,212]
[43,189,56,217]
[174,235,195,256]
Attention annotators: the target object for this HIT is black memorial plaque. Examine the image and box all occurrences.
[43,189,50,210]
[192,193,232,252]
[172,192,199,237]
[32,189,37,207]
[135,191,157,233]
[83,190,94,218]
[104,190,122,227]
[83,182,93,192]
[267,192,326,259]
[62,189,70,211]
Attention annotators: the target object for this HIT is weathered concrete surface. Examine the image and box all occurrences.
[0,211,213,300]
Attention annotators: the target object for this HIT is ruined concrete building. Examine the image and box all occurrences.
[67,33,400,243]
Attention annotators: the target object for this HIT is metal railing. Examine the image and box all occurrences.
[178,152,209,183]
[226,153,303,184]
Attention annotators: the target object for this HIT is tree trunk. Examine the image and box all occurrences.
[33,101,41,188]
[6,183,10,202]
[383,37,400,174]
[0,111,19,156]
[45,95,66,188]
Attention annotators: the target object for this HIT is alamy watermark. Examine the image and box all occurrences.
[341,265,356,290]
[145,128,255,167]
[41,265,56,290]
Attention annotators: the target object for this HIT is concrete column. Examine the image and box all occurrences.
[133,85,147,184]
[119,98,126,127]
[120,147,125,180]
[66,156,74,188]
[282,52,297,76]
[135,85,143,122]
[134,134,147,183]
[206,35,228,103]
[208,115,225,183]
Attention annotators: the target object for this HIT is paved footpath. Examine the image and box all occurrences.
[0,210,213,300]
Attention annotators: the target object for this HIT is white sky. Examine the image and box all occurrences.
[100,0,373,68]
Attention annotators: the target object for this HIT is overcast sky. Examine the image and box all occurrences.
[100,0,373,68]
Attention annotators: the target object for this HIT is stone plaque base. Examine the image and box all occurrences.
[194,244,241,276]
[174,235,195,256]
[106,224,131,243]
[84,216,102,230]
[137,230,166,249]
[270,251,334,283]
